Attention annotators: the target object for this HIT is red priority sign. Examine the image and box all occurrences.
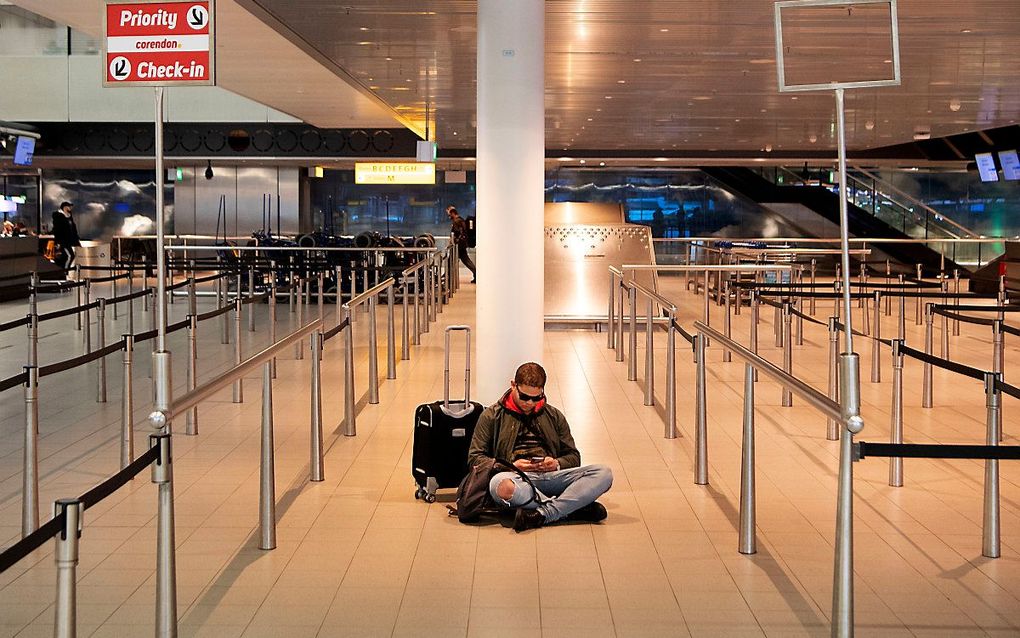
[103,0,215,86]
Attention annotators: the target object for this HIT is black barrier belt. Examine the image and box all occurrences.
[995,379,1020,401]
[167,280,191,291]
[242,292,270,305]
[168,318,190,334]
[196,304,234,322]
[1001,323,1020,338]
[192,273,227,284]
[789,306,827,327]
[0,315,31,333]
[898,344,986,381]
[930,309,996,326]
[133,328,159,344]
[670,319,695,345]
[0,510,67,574]
[80,445,160,510]
[88,273,131,284]
[34,280,86,293]
[856,441,1020,461]
[322,318,350,342]
[832,320,892,346]
[76,265,119,271]
[38,299,100,323]
[930,303,1020,312]
[0,371,29,394]
[39,341,125,378]
[897,291,998,299]
[107,288,151,305]
[733,280,941,290]
[754,290,871,299]
[758,297,785,309]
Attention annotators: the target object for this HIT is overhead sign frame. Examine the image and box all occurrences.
[774,0,900,93]
[102,0,216,87]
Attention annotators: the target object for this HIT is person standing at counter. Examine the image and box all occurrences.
[51,201,81,270]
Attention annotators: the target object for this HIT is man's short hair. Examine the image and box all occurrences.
[514,362,546,388]
[60,201,73,210]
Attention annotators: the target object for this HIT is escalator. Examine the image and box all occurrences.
[701,166,965,274]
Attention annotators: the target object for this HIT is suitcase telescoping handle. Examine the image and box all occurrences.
[444,325,472,412]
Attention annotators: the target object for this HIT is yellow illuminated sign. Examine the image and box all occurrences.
[355,162,436,185]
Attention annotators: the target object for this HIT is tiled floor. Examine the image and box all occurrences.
[0,272,1018,637]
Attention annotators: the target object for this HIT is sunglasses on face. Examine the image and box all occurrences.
[516,388,545,403]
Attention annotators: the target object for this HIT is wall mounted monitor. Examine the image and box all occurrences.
[998,150,1020,181]
[12,136,35,166]
[975,152,999,182]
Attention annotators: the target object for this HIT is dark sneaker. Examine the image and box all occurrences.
[513,508,545,533]
[568,501,608,523]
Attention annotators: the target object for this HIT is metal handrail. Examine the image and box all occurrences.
[170,319,322,417]
[694,321,841,421]
[164,244,443,253]
[348,277,396,308]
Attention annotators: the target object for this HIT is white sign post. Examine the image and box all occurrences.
[773,2,900,636]
[102,2,215,635]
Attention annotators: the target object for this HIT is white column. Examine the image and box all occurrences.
[476,0,545,402]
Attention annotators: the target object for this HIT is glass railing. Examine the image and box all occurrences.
[753,166,978,242]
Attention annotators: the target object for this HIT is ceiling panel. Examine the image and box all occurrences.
[248,0,1020,154]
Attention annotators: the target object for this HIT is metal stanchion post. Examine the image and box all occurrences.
[423,264,432,332]
[782,302,792,407]
[796,272,804,347]
[22,366,39,536]
[750,290,759,381]
[953,269,961,335]
[993,320,1004,441]
[885,259,892,316]
[858,263,866,308]
[723,278,732,362]
[401,279,410,361]
[127,267,135,335]
[616,280,625,362]
[233,300,243,403]
[915,264,923,325]
[96,299,108,403]
[898,275,906,340]
[368,296,380,404]
[185,315,198,435]
[738,362,756,555]
[310,332,324,482]
[318,270,325,321]
[295,279,305,360]
[28,273,38,367]
[889,340,904,487]
[121,336,134,468]
[666,308,677,439]
[269,272,277,379]
[112,269,119,321]
[142,261,149,312]
[260,361,277,550]
[608,271,616,350]
[774,299,782,347]
[169,266,175,305]
[53,498,82,638]
[219,272,229,345]
[149,430,178,637]
[412,268,421,345]
[76,267,83,330]
[922,306,933,408]
[342,306,356,436]
[809,259,817,315]
[982,372,1001,558]
[870,291,881,383]
[702,270,710,327]
[694,332,708,485]
[644,297,654,406]
[248,267,256,332]
[827,317,839,441]
[83,281,92,355]
[289,271,296,313]
[628,285,637,381]
[386,284,396,380]
[188,271,196,319]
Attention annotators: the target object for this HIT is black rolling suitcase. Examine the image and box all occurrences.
[412,325,483,502]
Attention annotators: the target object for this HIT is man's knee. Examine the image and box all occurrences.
[496,478,515,502]
[589,464,614,493]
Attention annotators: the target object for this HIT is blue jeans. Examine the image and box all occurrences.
[488,464,613,523]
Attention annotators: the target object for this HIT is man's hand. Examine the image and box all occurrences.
[514,457,558,473]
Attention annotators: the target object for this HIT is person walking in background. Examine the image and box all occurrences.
[51,201,81,271]
[446,205,476,283]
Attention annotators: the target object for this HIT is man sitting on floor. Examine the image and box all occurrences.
[467,362,613,532]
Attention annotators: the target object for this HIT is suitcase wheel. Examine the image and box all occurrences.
[414,486,436,503]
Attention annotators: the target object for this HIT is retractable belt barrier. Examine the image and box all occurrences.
[670,319,695,346]
[856,441,1020,460]
[322,317,350,343]
[899,343,986,381]
[0,315,31,333]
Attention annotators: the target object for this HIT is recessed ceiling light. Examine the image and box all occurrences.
[617,80,626,84]
[357,41,373,45]
[599,162,606,166]
[359,27,369,31]
[653,157,668,161]
[605,95,613,99]
[586,118,593,122]
[453,131,457,135]
[961,28,972,33]
[692,96,712,101]
[633,58,642,62]
[659,28,669,32]
[883,59,892,63]
[385,57,392,61]
[559,157,573,161]
[579,159,586,164]
[369,85,379,90]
